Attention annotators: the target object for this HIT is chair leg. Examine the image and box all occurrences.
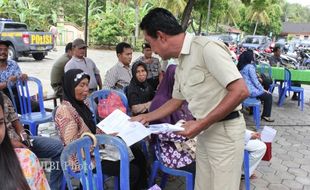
[301,91,304,111]
[148,161,160,188]
[185,174,194,190]
[114,176,119,190]
[253,105,260,131]
[244,150,250,190]
[278,89,287,106]
[160,173,168,189]
[29,123,38,136]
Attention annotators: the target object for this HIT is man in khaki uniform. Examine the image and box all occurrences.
[132,8,250,190]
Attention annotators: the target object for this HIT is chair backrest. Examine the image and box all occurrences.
[283,68,292,89]
[95,134,130,190]
[259,63,272,77]
[60,135,104,190]
[7,77,45,115]
[89,89,130,123]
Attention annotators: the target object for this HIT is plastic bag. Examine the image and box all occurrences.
[97,92,126,119]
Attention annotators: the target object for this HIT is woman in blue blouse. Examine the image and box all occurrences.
[237,50,274,122]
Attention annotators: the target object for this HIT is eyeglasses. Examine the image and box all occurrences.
[74,72,88,82]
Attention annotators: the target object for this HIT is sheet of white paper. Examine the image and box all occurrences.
[97,109,131,134]
[148,123,185,134]
[96,109,151,146]
[261,126,277,142]
[118,121,151,146]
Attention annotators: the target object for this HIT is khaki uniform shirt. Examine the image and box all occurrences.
[172,33,242,119]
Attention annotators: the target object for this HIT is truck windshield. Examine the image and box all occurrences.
[3,23,27,31]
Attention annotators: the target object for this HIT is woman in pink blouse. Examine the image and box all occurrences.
[0,93,50,190]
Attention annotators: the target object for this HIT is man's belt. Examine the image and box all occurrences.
[220,111,240,122]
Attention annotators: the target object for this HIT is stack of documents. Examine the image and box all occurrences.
[97,109,185,146]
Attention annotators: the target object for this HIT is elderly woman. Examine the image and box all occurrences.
[55,69,147,189]
[126,61,155,116]
[237,50,274,122]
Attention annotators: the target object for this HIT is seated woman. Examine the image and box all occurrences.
[245,130,267,178]
[237,50,274,122]
[0,93,50,190]
[149,64,196,178]
[127,61,155,116]
[54,69,147,189]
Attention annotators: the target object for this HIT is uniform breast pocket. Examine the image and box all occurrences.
[183,70,206,98]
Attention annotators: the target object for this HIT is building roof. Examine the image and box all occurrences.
[281,22,310,35]
[219,24,242,34]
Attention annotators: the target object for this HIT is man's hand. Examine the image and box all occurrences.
[19,73,28,81]
[251,132,261,139]
[130,114,149,125]
[11,139,28,148]
[177,120,205,139]
[8,75,18,82]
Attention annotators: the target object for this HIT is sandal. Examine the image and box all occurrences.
[261,116,275,122]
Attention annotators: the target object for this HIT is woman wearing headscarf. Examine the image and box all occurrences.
[149,64,197,178]
[126,61,155,116]
[55,69,147,189]
[237,50,274,122]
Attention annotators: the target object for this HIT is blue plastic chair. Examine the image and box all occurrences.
[60,134,104,190]
[7,77,52,135]
[242,98,261,131]
[148,137,194,190]
[60,134,130,190]
[243,150,250,190]
[259,63,281,94]
[278,68,304,111]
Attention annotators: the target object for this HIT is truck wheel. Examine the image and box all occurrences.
[32,53,45,61]
[8,46,18,61]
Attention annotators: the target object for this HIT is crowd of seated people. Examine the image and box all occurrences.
[54,69,148,189]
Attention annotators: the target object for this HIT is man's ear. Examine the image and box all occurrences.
[156,31,167,42]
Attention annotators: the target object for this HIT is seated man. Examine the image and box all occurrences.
[245,129,267,178]
[1,92,64,190]
[103,42,133,90]
[0,40,39,113]
[50,42,73,96]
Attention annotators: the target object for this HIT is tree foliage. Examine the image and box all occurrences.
[1,0,310,45]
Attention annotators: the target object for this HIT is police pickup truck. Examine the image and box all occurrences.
[0,19,53,61]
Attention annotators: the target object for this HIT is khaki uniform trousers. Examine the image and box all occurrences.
[195,114,245,190]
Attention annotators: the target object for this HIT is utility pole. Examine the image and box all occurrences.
[206,0,211,35]
[85,0,89,56]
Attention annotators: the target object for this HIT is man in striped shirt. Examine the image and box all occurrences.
[103,42,133,90]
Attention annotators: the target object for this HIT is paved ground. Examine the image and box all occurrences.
[17,47,310,190]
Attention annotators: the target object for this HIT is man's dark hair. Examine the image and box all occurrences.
[273,46,281,53]
[116,42,132,54]
[142,43,151,49]
[0,40,10,47]
[65,42,73,53]
[140,8,183,39]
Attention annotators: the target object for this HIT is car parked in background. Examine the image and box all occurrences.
[239,35,272,52]
[0,18,53,61]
